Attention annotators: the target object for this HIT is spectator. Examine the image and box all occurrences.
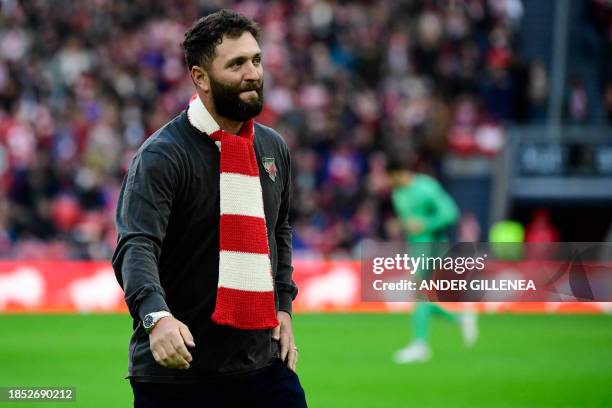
[525,209,561,243]
[566,74,590,123]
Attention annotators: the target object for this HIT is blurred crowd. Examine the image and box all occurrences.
[0,0,608,259]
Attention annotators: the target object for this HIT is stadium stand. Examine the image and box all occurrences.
[0,0,609,259]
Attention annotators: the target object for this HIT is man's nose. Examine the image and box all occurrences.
[243,61,261,81]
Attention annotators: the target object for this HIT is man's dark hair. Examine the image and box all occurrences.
[386,157,406,174]
[182,9,260,70]
[386,155,418,174]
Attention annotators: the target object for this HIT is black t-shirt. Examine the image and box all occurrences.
[112,110,297,383]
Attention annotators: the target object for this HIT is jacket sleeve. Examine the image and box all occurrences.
[274,141,298,315]
[421,179,459,235]
[112,148,177,321]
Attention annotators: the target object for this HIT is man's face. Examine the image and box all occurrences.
[207,32,264,122]
[389,169,413,188]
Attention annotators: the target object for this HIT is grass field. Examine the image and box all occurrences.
[0,313,611,407]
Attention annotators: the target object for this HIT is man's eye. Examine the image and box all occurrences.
[230,60,243,68]
[253,57,262,65]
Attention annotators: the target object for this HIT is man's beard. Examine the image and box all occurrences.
[209,75,264,122]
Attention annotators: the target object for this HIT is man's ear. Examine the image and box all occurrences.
[190,66,210,93]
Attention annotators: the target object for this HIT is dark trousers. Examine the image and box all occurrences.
[131,359,307,408]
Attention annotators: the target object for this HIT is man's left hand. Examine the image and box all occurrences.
[272,311,298,372]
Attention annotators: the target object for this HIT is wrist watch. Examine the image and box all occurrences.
[142,311,172,334]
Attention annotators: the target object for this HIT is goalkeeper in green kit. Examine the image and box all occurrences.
[388,161,478,363]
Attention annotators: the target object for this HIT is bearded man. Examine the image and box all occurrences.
[112,9,306,407]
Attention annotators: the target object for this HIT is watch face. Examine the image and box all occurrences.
[143,314,154,328]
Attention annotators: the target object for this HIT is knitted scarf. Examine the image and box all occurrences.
[187,94,278,330]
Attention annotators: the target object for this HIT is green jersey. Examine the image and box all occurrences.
[391,174,459,244]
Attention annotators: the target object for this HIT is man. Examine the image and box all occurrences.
[387,161,477,363]
[112,10,307,407]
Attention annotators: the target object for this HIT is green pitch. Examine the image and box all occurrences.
[0,313,610,407]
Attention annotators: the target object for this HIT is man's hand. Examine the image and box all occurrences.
[272,311,298,372]
[404,218,424,235]
[149,316,195,370]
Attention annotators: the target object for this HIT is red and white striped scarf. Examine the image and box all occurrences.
[187,95,278,330]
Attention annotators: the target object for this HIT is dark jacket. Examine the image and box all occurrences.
[112,110,297,383]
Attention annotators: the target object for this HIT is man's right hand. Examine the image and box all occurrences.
[404,218,424,235]
[148,316,196,370]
